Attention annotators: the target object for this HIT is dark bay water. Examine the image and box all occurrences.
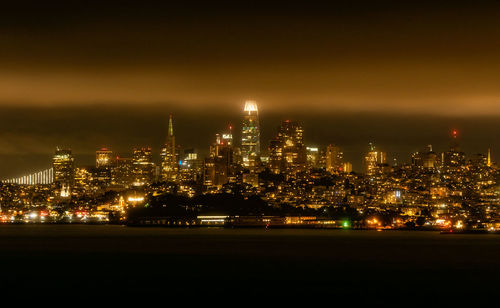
[1,225,499,301]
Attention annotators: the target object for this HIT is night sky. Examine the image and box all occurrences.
[1,1,500,177]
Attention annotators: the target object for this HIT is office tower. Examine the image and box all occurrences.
[241,100,260,169]
[132,147,155,186]
[95,148,113,186]
[325,144,343,173]
[306,147,321,168]
[442,130,465,168]
[471,153,488,167]
[203,128,235,188]
[53,148,75,188]
[422,145,438,169]
[160,115,178,182]
[112,156,134,187]
[411,145,437,169]
[268,139,283,174]
[179,148,202,182]
[96,148,113,168]
[74,167,93,193]
[364,143,386,175]
[343,162,353,173]
[269,120,306,174]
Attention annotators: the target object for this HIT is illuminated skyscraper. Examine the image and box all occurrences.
[53,148,75,188]
[412,145,437,169]
[306,147,321,168]
[112,156,134,187]
[95,148,113,186]
[179,148,202,182]
[132,147,155,186]
[203,126,236,188]
[442,130,465,168]
[269,120,306,174]
[325,144,343,173]
[364,143,386,175]
[160,115,178,182]
[96,148,113,168]
[241,100,260,169]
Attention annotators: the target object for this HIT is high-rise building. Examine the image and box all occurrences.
[364,143,386,175]
[95,148,113,187]
[74,166,93,193]
[112,156,134,187]
[269,120,306,174]
[306,147,321,168]
[442,130,465,169]
[160,115,178,182]
[132,147,155,186]
[96,148,113,168]
[241,100,260,169]
[179,148,202,182]
[325,144,343,173]
[343,162,353,173]
[203,127,236,188]
[53,148,75,188]
[412,145,437,169]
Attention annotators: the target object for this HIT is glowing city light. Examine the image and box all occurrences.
[244,100,258,113]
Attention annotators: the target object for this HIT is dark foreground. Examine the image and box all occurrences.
[1,225,499,302]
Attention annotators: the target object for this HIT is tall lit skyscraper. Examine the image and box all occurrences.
[95,148,113,187]
[325,144,343,173]
[442,130,465,168]
[96,148,113,168]
[269,120,306,174]
[53,148,75,189]
[411,145,437,169]
[306,147,321,168]
[112,156,134,187]
[364,143,386,175]
[132,147,155,186]
[203,128,235,188]
[241,100,260,169]
[160,115,178,182]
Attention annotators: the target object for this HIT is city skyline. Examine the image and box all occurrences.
[0,104,497,178]
[2,1,500,177]
[1,100,495,183]
[3,1,500,298]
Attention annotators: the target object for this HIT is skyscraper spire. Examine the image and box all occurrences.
[488,148,492,167]
[160,114,177,182]
[168,114,174,137]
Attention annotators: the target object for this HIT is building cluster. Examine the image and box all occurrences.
[1,101,500,230]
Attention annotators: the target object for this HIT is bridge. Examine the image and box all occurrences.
[2,168,54,185]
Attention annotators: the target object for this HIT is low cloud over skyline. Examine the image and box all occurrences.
[1,1,500,177]
[1,1,500,115]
